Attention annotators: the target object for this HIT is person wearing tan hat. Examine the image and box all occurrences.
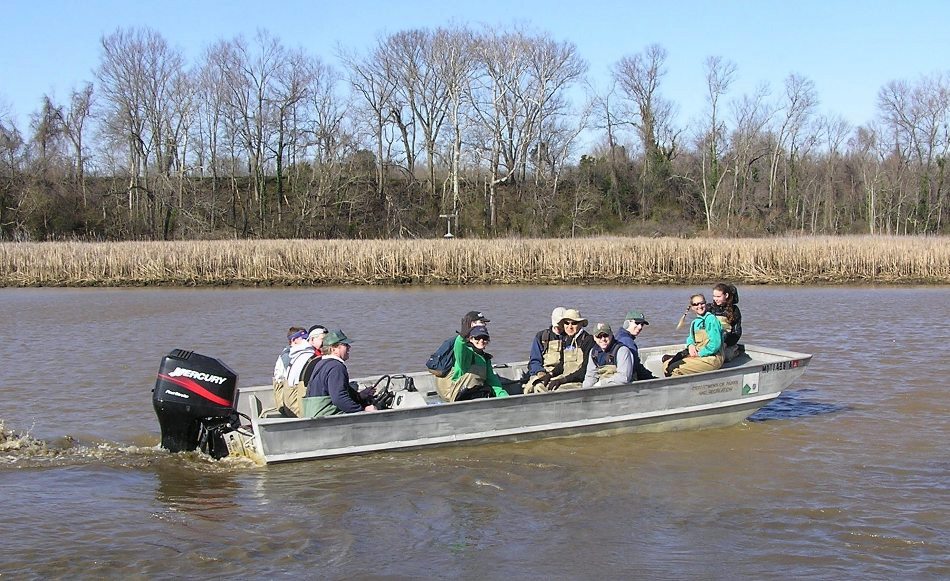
[615,310,657,380]
[540,308,593,391]
[583,322,635,388]
[524,306,566,393]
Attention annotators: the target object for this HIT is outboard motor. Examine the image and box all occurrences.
[153,349,239,459]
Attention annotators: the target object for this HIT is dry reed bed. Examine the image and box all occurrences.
[1,236,947,286]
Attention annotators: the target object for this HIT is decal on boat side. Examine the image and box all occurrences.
[167,366,228,384]
[762,359,800,373]
[691,378,739,397]
[741,372,759,395]
[164,390,189,399]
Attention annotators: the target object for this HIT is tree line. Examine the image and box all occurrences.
[0,25,947,241]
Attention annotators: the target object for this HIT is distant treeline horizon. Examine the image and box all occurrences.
[1,236,947,287]
[0,26,947,242]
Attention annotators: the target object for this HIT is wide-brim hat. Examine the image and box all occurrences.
[559,308,588,327]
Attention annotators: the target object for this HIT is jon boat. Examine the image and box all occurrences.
[213,343,811,464]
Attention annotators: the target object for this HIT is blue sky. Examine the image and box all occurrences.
[1,0,946,136]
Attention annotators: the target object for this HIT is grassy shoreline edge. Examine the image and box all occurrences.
[2,236,948,287]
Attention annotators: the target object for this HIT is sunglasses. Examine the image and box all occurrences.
[563,321,580,326]
[691,301,706,307]
[472,336,490,342]
[595,333,610,339]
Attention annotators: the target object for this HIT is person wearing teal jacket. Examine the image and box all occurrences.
[663,294,725,377]
[435,325,509,402]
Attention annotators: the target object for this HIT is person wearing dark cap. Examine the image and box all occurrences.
[460,310,491,339]
[583,322,635,388]
[303,329,378,416]
[615,310,656,380]
[437,325,509,402]
[429,310,492,395]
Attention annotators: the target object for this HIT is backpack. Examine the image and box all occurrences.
[425,337,456,377]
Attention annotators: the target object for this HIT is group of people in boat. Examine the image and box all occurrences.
[271,283,742,417]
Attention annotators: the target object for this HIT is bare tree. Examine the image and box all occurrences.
[433,26,475,222]
[612,43,679,217]
[97,27,186,235]
[767,74,818,210]
[468,27,585,229]
[61,84,94,206]
[588,79,627,217]
[877,73,950,232]
[0,111,27,239]
[725,84,772,230]
[696,56,737,231]
[339,40,399,229]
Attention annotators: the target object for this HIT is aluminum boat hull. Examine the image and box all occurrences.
[233,344,811,464]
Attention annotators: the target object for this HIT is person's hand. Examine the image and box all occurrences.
[688,344,699,357]
[532,371,551,386]
[364,404,378,412]
[548,378,563,391]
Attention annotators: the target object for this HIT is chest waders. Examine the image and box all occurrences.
[438,355,491,402]
[666,328,724,376]
[551,334,585,390]
[526,334,565,393]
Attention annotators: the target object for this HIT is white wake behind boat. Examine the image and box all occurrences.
[222,343,811,464]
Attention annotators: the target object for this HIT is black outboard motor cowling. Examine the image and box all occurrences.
[153,349,239,458]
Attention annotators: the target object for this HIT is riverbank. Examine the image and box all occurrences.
[1,236,948,286]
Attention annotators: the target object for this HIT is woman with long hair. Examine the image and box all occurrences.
[709,283,743,361]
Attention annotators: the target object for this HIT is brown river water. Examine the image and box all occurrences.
[1,285,947,578]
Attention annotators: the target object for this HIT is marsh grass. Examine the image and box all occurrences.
[1,236,947,287]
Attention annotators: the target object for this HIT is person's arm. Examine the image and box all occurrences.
[606,346,635,385]
[727,306,742,344]
[451,335,473,380]
[327,364,363,413]
[527,332,546,376]
[484,360,509,397]
[698,314,724,357]
[582,350,597,388]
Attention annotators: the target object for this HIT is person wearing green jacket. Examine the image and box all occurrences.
[436,325,510,402]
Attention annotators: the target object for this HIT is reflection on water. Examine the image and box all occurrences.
[748,389,849,421]
[154,463,244,521]
[1,285,949,577]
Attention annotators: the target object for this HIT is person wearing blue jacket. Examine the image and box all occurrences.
[303,329,377,416]
[614,310,656,380]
